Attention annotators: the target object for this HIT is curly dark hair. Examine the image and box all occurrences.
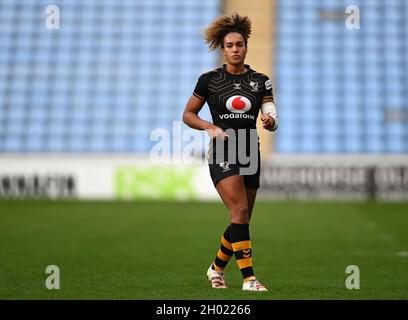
[202,13,252,51]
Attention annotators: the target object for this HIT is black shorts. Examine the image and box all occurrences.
[207,136,261,189]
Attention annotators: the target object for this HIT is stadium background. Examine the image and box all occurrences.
[0,0,407,299]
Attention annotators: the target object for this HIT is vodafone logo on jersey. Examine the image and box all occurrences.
[225,95,251,113]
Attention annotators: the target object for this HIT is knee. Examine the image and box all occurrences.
[231,203,249,224]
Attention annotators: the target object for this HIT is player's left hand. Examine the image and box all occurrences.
[261,114,275,130]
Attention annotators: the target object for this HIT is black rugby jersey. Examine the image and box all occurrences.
[193,64,274,131]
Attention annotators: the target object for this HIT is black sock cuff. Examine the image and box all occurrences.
[223,225,231,242]
[230,223,250,242]
[230,223,249,231]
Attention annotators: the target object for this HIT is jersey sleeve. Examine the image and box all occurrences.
[193,72,210,101]
[262,75,274,102]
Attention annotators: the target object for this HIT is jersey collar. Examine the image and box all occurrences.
[223,64,251,76]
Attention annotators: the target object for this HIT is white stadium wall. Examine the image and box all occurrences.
[0,156,218,200]
[258,155,408,201]
[0,155,407,201]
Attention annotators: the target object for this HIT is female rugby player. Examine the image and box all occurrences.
[182,13,278,291]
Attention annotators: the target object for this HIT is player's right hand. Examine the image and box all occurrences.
[206,126,229,140]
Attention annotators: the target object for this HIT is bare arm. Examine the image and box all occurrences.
[182,95,228,139]
[182,95,215,130]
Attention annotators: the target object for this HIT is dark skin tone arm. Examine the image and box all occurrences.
[182,95,229,140]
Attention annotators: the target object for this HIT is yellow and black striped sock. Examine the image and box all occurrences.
[212,226,234,271]
[230,223,255,281]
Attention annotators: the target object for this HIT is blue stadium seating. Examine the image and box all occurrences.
[277,0,408,153]
[0,0,219,152]
[1,1,407,154]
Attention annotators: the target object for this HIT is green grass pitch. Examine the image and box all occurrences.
[0,200,407,299]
